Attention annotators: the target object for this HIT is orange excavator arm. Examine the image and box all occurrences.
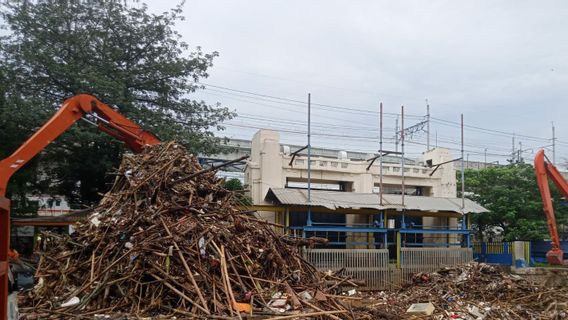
[534,149,567,265]
[0,94,159,319]
[0,94,159,196]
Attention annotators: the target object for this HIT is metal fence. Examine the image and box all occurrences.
[304,247,473,290]
[473,242,514,265]
[400,247,473,283]
[304,249,391,290]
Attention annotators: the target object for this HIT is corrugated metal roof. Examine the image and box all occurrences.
[12,209,92,226]
[265,188,488,214]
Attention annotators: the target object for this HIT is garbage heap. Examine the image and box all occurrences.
[20,142,354,319]
[356,262,568,320]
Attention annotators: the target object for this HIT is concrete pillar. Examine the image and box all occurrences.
[513,241,527,267]
[346,214,369,249]
[248,129,283,223]
[421,148,457,244]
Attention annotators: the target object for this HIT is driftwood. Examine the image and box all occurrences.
[19,142,355,319]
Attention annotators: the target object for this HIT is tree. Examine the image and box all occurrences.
[224,178,252,206]
[0,1,234,208]
[460,163,568,241]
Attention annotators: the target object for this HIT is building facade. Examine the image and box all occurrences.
[245,129,482,248]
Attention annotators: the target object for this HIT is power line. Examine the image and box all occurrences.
[203,82,566,146]
[430,117,551,143]
[228,113,533,155]
[202,82,425,118]
[202,83,568,159]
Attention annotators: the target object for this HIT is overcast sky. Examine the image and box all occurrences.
[148,1,568,165]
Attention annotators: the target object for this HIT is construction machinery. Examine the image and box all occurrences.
[0,94,160,319]
[534,149,568,265]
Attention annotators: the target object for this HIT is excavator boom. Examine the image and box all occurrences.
[534,149,567,265]
[0,94,159,319]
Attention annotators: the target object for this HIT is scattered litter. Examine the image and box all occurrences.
[406,302,435,316]
[60,296,80,308]
[355,262,568,319]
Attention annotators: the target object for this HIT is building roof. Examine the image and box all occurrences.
[12,209,92,226]
[265,188,488,214]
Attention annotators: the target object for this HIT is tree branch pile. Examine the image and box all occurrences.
[355,262,568,319]
[19,142,354,319]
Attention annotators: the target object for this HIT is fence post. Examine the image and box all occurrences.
[396,232,401,269]
[524,241,531,264]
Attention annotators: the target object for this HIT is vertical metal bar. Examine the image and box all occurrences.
[461,114,469,248]
[395,115,399,153]
[379,102,383,206]
[401,106,405,228]
[307,93,312,227]
[512,134,516,163]
[461,114,465,211]
[396,231,401,268]
[426,102,430,152]
[435,131,438,148]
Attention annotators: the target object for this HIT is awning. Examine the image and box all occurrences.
[265,188,487,215]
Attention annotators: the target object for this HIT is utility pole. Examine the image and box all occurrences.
[552,122,556,165]
[307,93,312,227]
[461,114,466,246]
[518,141,522,163]
[484,148,487,168]
[401,106,405,228]
[435,131,438,148]
[395,115,399,153]
[426,101,430,152]
[511,134,516,163]
[379,102,384,206]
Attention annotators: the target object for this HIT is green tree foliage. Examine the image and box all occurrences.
[460,163,568,241]
[0,1,234,209]
[224,178,252,206]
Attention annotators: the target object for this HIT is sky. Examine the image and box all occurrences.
[147,1,568,165]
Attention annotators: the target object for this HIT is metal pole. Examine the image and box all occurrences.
[426,102,430,152]
[460,114,467,247]
[435,131,438,148]
[512,134,516,163]
[484,148,487,168]
[395,115,399,153]
[379,102,384,206]
[401,106,405,228]
[552,122,556,165]
[518,141,522,163]
[307,93,312,227]
[461,114,465,210]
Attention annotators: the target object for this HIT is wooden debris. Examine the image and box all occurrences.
[19,142,354,319]
[355,262,568,319]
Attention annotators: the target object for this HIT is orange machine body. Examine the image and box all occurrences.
[0,94,159,319]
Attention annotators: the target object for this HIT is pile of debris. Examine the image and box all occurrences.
[19,142,356,319]
[356,262,568,319]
